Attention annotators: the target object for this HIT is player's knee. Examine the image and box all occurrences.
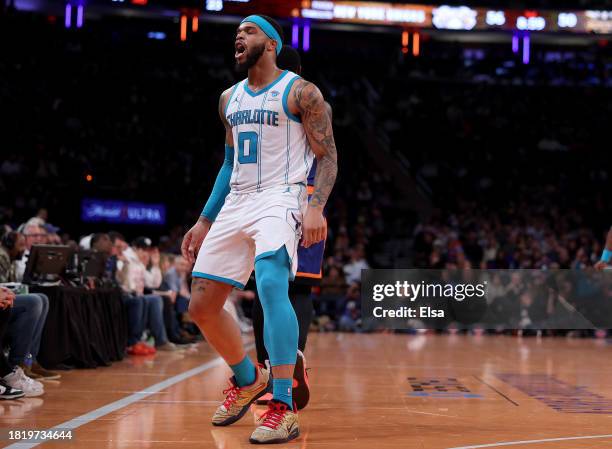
[257,272,287,308]
[255,249,291,305]
[189,292,214,323]
[188,278,227,323]
[188,294,213,323]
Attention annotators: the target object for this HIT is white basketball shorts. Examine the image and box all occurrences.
[192,184,306,289]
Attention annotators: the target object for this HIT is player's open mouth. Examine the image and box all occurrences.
[235,42,246,58]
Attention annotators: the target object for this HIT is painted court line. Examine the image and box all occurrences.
[448,434,612,449]
[6,344,254,449]
[472,375,519,406]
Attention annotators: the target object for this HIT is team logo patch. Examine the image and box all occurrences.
[270,90,280,97]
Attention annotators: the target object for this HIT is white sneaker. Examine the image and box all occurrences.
[3,367,45,397]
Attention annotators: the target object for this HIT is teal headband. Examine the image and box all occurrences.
[241,15,283,56]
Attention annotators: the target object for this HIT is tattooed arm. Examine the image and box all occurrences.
[288,79,338,247]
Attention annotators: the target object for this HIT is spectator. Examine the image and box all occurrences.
[0,231,58,382]
[91,232,117,284]
[0,287,25,400]
[338,283,362,332]
[120,237,177,352]
[320,265,346,298]
[91,232,112,255]
[107,232,149,355]
[149,251,189,345]
[163,255,191,313]
[13,222,47,282]
[43,223,62,245]
[343,245,369,284]
[161,255,195,343]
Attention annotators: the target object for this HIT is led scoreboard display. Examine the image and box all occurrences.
[208,1,612,35]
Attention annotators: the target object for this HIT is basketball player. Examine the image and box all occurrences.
[252,45,332,411]
[595,226,612,270]
[181,15,337,444]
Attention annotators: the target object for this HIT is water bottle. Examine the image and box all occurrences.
[24,354,33,369]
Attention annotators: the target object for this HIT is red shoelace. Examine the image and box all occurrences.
[259,402,289,429]
[222,382,241,409]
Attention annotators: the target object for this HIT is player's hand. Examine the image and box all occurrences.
[182,217,212,264]
[595,261,609,271]
[302,206,326,248]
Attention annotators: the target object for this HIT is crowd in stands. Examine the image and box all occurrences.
[0,9,611,398]
[376,40,612,271]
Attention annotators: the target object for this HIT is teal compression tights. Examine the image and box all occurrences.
[254,247,298,367]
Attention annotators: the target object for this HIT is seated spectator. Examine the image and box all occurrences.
[119,237,177,352]
[0,287,25,400]
[343,245,369,284]
[0,284,44,397]
[338,282,362,332]
[91,232,112,254]
[317,265,346,318]
[320,265,346,297]
[108,231,129,281]
[147,250,189,345]
[13,222,47,282]
[91,232,115,283]
[108,232,148,355]
[162,255,194,338]
[43,223,62,244]
[7,292,57,382]
[0,231,58,383]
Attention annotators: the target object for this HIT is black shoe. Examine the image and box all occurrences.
[179,329,197,342]
[293,350,310,410]
[0,379,25,400]
[169,336,195,345]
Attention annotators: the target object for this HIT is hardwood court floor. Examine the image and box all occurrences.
[3,333,612,449]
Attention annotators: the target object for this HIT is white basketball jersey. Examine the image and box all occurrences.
[224,70,314,194]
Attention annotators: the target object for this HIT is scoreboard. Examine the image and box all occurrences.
[206,0,612,35]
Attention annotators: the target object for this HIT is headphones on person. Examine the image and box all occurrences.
[1,231,18,251]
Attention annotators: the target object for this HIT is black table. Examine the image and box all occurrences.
[32,286,128,369]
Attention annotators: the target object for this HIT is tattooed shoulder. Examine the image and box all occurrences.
[293,79,324,114]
